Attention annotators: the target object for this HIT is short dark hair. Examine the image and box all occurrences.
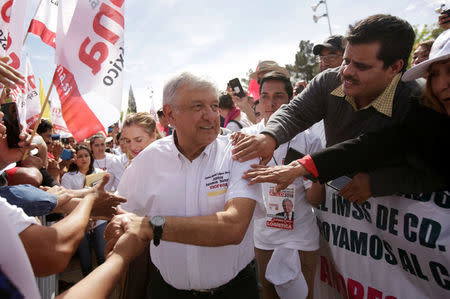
[157,109,165,118]
[259,74,294,100]
[218,94,235,110]
[37,119,53,134]
[346,14,415,72]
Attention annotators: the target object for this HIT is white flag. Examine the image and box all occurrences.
[24,56,41,129]
[28,0,58,48]
[0,0,28,69]
[53,0,124,142]
[50,97,70,136]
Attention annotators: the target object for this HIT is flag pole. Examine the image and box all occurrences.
[22,68,55,160]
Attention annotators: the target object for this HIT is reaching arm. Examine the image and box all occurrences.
[105,197,256,255]
[20,175,123,276]
[57,230,146,299]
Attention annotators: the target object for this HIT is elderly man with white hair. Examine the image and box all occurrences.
[107,72,262,298]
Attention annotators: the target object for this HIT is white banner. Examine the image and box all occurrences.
[49,97,70,137]
[313,187,450,299]
[28,0,58,48]
[53,0,124,142]
[0,0,27,69]
[24,56,41,129]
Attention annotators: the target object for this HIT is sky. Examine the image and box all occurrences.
[23,0,446,114]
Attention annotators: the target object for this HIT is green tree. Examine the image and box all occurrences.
[408,23,443,67]
[285,40,319,82]
[127,85,137,114]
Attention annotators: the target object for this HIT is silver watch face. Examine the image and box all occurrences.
[151,215,165,227]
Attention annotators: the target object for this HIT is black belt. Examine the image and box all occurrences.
[158,262,254,296]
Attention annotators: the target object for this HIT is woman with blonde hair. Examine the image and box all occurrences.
[122,112,162,161]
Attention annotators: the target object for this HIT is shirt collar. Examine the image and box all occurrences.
[330,73,401,117]
[171,131,214,161]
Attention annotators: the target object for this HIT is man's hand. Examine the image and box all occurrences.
[41,185,74,208]
[0,57,25,89]
[51,141,64,160]
[90,174,127,219]
[339,173,372,204]
[0,116,36,169]
[109,229,148,264]
[104,213,152,258]
[243,160,309,192]
[231,133,276,164]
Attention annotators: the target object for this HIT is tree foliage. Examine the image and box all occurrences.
[285,40,319,82]
[240,68,253,91]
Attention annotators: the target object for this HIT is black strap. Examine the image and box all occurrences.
[228,119,243,129]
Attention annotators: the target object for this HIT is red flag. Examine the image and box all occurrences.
[28,0,58,48]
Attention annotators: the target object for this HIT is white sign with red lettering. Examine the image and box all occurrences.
[24,56,41,129]
[28,0,58,48]
[54,0,124,142]
[313,188,450,299]
[0,0,28,70]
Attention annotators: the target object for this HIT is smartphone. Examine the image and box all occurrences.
[326,176,352,191]
[228,78,246,98]
[61,148,73,160]
[61,137,69,145]
[0,102,21,148]
[51,134,60,141]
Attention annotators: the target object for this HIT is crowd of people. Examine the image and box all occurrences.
[0,11,448,299]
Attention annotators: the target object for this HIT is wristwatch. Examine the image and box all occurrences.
[150,215,165,247]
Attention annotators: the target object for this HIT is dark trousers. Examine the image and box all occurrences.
[149,263,259,299]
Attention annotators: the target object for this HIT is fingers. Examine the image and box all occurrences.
[104,237,119,257]
[96,173,110,190]
[109,193,127,204]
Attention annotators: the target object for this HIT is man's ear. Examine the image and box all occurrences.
[163,104,176,127]
[389,59,404,77]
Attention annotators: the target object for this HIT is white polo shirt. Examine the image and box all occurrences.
[243,121,322,251]
[118,134,261,290]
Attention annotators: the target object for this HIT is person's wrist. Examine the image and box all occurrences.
[143,216,153,241]
[290,160,307,177]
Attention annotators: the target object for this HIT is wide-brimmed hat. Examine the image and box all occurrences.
[403,29,450,81]
[249,60,290,81]
[313,35,345,55]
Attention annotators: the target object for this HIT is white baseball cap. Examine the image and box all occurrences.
[403,29,450,81]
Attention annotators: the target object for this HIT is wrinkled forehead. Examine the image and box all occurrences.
[174,86,219,105]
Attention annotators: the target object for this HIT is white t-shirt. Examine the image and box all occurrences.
[243,121,322,251]
[61,168,105,228]
[94,153,125,191]
[0,197,40,298]
[118,134,262,290]
[225,112,253,132]
[61,168,103,190]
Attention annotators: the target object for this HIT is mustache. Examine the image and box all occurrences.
[341,75,359,84]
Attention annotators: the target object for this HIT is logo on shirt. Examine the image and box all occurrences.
[205,171,230,197]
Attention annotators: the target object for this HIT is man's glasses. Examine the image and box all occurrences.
[316,54,341,63]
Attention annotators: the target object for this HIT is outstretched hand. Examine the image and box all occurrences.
[243,160,309,192]
[104,212,152,259]
[231,133,276,165]
[90,174,127,219]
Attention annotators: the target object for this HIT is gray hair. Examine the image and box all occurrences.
[162,72,218,106]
